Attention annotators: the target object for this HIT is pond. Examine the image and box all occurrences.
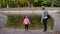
[5,14,54,30]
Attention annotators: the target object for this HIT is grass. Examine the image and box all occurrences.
[5,14,53,30]
[57,10,60,14]
[56,9,60,15]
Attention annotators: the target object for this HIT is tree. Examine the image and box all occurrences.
[5,0,16,8]
[54,0,58,7]
[42,0,51,7]
[0,0,6,8]
[0,0,2,8]
[0,0,59,8]
[58,0,60,7]
[38,0,42,7]
[28,0,34,7]
[33,0,43,7]
[15,0,28,7]
[33,0,38,7]
[51,0,54,7]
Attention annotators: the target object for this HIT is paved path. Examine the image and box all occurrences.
[1,28,52,34]
[0,10,58,15]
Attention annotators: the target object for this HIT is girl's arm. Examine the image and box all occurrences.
[28,19,30,24]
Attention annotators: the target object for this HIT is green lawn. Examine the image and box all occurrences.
[5,14,53,30]
[56,9,60,14]
[57,10,60,14]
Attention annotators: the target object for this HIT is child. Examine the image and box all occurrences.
[23,16,30,31]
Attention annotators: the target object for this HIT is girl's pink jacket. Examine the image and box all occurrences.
[23,18,30,25]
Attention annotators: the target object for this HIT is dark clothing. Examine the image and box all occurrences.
[41,9,48,31]
[43,18,47,31]
[25,25,28,30]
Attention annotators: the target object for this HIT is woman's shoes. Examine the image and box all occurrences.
[43,30,47,32]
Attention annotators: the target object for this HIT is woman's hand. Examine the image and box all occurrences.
[41,19,43,23]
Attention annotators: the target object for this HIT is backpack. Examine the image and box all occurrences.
[47,15,50,19]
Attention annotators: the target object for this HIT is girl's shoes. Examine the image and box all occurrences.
[25,29,28,32]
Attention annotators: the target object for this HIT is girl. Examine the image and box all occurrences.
[23,16,30,31]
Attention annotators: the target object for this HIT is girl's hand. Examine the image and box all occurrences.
[29,23,30,25]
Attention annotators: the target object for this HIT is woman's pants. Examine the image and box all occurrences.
[43,19,47,31]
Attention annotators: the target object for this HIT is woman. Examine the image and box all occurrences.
[41,6,48,32]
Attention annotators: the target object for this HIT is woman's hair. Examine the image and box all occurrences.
[41,6,45,10]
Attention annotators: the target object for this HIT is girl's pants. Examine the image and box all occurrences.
[25,25,28,30]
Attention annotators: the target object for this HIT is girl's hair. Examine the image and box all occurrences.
[26,16,28,18]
